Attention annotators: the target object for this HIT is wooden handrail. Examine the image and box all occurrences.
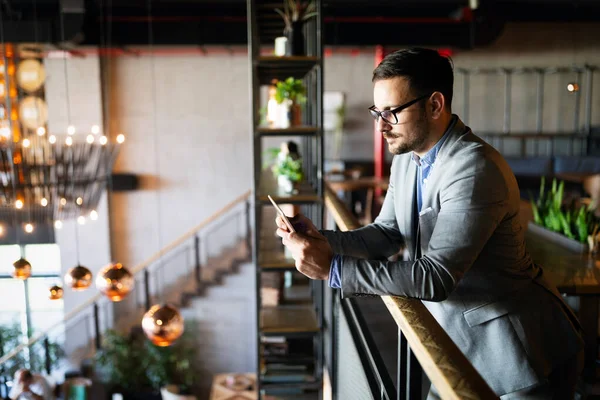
[324,184,497,400]
[0,190,251,367]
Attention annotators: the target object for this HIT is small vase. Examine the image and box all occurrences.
[285,21,305,56]
[289,102,302,126]
[277,175,294,193]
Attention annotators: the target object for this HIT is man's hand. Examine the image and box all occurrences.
[275,214,333,280]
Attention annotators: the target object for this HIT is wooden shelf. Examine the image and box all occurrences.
[260,305,319,335]
[255,56,320,84]
[259,206,296,270]
[258,170,320,205]
[283,285,311,305]
[257,126,320,136]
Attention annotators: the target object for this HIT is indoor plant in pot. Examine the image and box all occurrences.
[95,327,198,400]
[264,141,303,194]
[529,177,599,253]
[275,77,306,127]
[274,0,317,56]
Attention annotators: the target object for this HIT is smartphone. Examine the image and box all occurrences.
[267,195,296,233]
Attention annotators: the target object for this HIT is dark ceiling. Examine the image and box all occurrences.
[1,0,600,49]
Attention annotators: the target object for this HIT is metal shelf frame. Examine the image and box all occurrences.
[248,0,325,398]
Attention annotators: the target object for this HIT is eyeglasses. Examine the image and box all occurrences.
[368,94,432,125]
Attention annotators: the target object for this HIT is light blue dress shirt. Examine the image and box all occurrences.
[328,116,457,289]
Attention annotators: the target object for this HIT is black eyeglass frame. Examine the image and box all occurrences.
[368,93,432,125]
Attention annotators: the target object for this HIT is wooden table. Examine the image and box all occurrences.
[326,176,389,192]
[526,229,600,381]
[209,373,257,400]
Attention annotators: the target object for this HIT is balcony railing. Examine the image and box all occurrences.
[323,184,497,400]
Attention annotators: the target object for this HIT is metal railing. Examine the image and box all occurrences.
[324,184,496,400]
[0,190,251,388]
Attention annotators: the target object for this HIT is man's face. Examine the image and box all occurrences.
[373,76,430,155]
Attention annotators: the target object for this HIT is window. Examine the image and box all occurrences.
[0,244,63,337]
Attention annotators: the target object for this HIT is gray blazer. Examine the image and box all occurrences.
[322,117,583,395]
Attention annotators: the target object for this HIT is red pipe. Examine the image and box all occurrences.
[374,45,385,199]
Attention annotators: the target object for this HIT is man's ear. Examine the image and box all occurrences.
[430,92,445,119]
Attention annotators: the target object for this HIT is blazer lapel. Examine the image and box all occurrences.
[402,160,418,261]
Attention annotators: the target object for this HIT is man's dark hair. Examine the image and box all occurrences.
[372,48,454,110]
[21,370,33,381]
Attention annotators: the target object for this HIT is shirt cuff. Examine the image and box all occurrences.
[328,254,342,289]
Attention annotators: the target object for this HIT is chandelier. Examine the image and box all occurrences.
[0,44,123,229]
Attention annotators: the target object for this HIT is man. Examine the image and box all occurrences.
[276,48,584,398]
[9,369,53,400]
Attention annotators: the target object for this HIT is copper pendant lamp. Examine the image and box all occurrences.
[140,0,184,348]
[142,304,184,347]
[48,285,64,300]
[12,258,32,280]
[64,265,92,291]
[96,263,135,302]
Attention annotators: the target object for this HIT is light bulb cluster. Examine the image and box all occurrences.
[19,125,125,146]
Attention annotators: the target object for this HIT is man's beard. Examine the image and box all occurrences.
[388,110,429,155]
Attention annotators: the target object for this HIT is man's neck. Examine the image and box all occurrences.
[413,114,453,158]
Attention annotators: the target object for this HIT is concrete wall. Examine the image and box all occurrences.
[107,51,252,269]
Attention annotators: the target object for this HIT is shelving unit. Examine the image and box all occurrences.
[248,1,324,399]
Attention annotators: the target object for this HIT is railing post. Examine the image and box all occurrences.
[43,336,51,375]
[245,199,252,254]
[398,329,407,400]
[194,234,202,284]
[144,270,151,311]
[93,303,101,351]
[407,347,423,399]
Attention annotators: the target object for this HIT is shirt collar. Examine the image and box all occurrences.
[411,115,457,167]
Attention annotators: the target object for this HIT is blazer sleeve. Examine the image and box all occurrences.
[339,150,510,301]
[320,156,404,260]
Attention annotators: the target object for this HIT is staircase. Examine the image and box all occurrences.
[0,192,253,399]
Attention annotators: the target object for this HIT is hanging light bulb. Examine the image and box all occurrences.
[142,304,184,346]
[15,199,23,209]
[90,210,98,220]
[48,285,64,300]
[67,125,76,135]
[96,263,135,302]
[65,136,73,146]
[49,135,57,144]
[76,197,83,205]
[40,198,48,207]
[116,134,125,144]
[60,198,67,206]
[12,258,32,280]
[64,265,92,291]
[86,134,94,144]
[77,216,85,225]
[54,220,63,229]
[567,83,580,92]
[37,126,46,136]
[22,138,31,148]
[24,223,34,233]
[99,136,108,145]
[0,225,4,236]
[91,125,100,135]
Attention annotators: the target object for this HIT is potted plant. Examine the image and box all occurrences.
[529,177,598,253]
[0,322,64,382]
[264,142,303,194]
[275,77,306,127]
[95,326,198,400]
[274,0,317,56]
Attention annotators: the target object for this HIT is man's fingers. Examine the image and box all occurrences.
[275,215,288,230]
